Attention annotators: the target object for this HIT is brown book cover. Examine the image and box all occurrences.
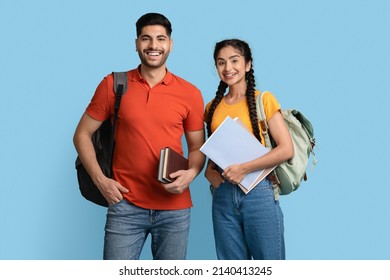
[158,147,189,183]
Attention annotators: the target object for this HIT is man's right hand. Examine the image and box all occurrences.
[95,176,129,205]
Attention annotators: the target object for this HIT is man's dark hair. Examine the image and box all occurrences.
[136,13,172,37]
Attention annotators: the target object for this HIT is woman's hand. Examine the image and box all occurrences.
[222,164,246,185]
[205,163,224,188]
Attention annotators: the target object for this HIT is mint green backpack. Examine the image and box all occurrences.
[256,92,317,196]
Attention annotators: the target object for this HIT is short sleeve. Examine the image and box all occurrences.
[85,75,115,121]
[183,87,205,131]
[261,91,281,122]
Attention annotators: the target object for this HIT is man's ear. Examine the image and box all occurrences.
[169,38,173,52]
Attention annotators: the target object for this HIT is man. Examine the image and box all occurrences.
[73,13,205,260]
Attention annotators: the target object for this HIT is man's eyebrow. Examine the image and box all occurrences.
[139,34,168,39]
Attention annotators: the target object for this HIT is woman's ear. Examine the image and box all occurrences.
[246,60,252,72]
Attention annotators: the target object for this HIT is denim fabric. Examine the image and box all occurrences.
[212,179,285,260]
[103,199,190,260]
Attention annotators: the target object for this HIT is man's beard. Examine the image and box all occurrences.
[138,49,170,69]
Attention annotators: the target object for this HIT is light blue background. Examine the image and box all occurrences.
[1,0,389,260]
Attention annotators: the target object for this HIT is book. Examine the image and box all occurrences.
[200,116,276,194]
[158,147,189,183]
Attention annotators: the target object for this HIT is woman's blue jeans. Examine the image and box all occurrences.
[212,179,285,260]
[103,199,190,260]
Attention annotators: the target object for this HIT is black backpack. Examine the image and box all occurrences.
[75,72,128,207]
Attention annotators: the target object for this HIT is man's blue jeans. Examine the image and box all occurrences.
[103,199,190,260]
[212,179,285,260]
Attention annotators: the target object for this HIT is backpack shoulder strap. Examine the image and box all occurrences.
[256,91,280,199]
[112,71,127,116]
[113,71,128,96]
[108,71,128,171]
[255,91,273,149]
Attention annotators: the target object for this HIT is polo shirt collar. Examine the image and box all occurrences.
[132,65,173,85]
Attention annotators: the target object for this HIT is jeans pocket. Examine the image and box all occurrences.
[107,199,126,214]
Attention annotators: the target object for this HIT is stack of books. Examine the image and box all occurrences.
[158,147,188,183]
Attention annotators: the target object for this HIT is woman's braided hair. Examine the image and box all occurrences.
[206,39,261,143]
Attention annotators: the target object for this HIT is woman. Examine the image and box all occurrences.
[204,39,294,260]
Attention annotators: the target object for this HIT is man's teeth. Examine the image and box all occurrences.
[148,52,160,56]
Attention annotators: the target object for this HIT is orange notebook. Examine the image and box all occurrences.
[158,147,189,183]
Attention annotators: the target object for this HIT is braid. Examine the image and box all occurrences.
[245,68,262,143]
[206,81,228,138]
